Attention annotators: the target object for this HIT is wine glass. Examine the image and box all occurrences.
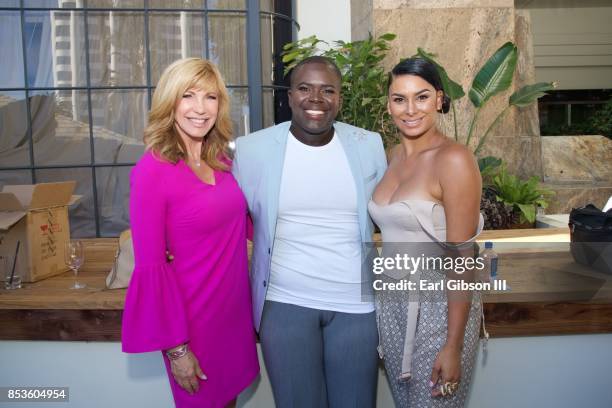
[64,240,86,289]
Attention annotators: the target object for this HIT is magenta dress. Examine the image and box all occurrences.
[122,150,259,407]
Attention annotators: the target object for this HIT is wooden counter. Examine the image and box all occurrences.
[0,238,122,341]
[1,229,611,341]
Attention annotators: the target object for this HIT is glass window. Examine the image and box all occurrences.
[262,88,274,128]
[0,11,25,88]
[227,88,249,136]
[87,12,146,87]
[24,11,88,88]
[0,170,32,190]
[208,12,247,86]
[149,0,205,9]
[539,89,612,136]
[149,12,208,84]
[89,0,144,7]
[260,12,292,124]
[208,0,246,10]
[30,89,92,166]
[24,0,67,8]
[95,166,132,237]
[0,91,31,168]
[1,2,295,237]
[91,89,147,164]
[260,0,274,12]
[260,14,273,87]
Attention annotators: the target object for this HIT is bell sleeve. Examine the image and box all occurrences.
[121,155,189,353]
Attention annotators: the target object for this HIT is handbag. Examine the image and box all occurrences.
[106,229,134,289]
[569,204,612,275]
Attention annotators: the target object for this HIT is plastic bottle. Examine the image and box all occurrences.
[480,241,498,284]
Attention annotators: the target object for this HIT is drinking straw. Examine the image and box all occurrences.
[8,241,20,286]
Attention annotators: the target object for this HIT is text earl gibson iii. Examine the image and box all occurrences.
[373,279,509,292]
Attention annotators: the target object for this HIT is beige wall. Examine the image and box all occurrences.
[349,0,612,90]
[518,0,612,90]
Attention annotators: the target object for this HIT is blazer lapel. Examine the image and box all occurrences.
[266,121,291,240]
[336,124,367,242]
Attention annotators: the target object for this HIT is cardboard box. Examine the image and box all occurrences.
[0,181,80,283]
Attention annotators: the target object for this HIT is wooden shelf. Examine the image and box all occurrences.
[1,228,611,341]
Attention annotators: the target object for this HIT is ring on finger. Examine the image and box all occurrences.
[441,381,459,397]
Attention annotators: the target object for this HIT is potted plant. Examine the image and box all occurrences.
[486,165,554,229]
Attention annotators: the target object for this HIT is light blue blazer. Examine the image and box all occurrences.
[232,121,388,331]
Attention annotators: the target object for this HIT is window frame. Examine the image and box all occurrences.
[0,0,296,237]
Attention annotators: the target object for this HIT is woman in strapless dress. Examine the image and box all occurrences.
[368,58,484,407]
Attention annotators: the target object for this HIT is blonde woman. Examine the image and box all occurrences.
[122,58,259,408]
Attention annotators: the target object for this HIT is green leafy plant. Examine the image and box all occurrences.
[590,98,612,139]
[541,122,597,137]
[282,33,398,146]
[478,156,502,185]
[540,98,612,140]
[415,43,556,155]
[491,165,554,224]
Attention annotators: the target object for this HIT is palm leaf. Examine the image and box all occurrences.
[478,156,502,173]
[379,33,397,41]
[416,48,465,100]
[509,82,555,107]
[469,42,518,107]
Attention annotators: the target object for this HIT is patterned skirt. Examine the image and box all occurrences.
[375,269,482,408]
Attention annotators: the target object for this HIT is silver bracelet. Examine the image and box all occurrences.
[166,344,189,360]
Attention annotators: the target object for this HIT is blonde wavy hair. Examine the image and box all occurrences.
[144,58,232,170]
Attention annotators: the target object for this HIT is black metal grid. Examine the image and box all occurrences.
[0,0,296,237]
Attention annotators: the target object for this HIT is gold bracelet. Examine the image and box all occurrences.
[166,344,188,360]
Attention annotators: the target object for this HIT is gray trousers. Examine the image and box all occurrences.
[259,301,379,408]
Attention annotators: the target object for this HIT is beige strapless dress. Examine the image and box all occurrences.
[368,199,484,408]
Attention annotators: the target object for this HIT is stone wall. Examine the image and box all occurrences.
[351,0,543,178]
[541,135,612,213]
[350,0,611,214]
[351,0,373,41]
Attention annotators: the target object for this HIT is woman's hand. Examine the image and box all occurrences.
[170,350,207,395]
[430,343,461,397]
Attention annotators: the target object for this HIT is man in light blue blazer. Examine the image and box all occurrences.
[233,56,387,408]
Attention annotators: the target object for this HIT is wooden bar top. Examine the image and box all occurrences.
[1,228,611,340]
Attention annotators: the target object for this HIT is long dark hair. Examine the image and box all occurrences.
[388,58,451,114]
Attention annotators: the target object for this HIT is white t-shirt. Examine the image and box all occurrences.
[266,132,374,313]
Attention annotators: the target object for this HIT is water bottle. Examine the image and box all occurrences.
[480,241,498,284]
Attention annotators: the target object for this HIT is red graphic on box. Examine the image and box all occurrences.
[39,223,61,235]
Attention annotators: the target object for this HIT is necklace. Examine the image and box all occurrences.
[189,152,201,167]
